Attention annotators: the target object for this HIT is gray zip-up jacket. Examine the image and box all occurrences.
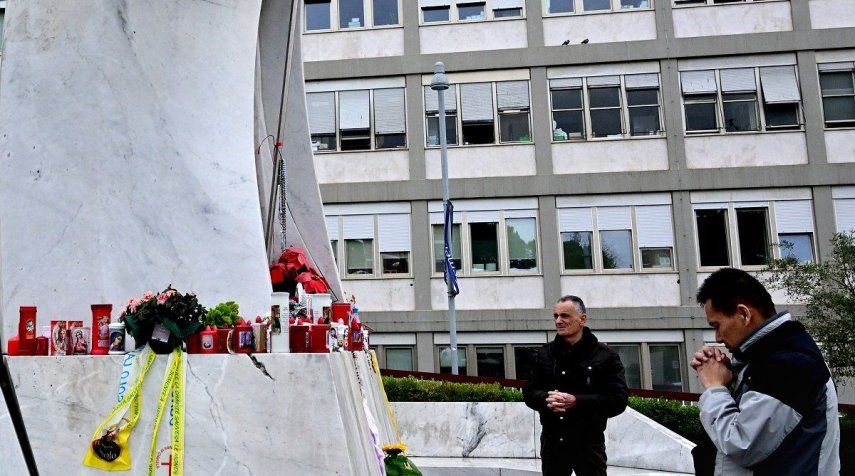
[699,312,841,475]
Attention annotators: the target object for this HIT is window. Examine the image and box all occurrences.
[650,344,683,391]
[470,221,499,272]
[588,77,623,138]
[695,199,813,269]
[610,345,641,388]
[674,0,773,5]
[339,0,365,28]
[476,347,505,378]
[425,86,459,146]
[432,223,462,272]
[558,202,674,273]
[819,63,855,128]
[385,347,414,371]
[308,86,407,152]
[736,208,770,266]
[421,0,524,23]
[306,0,332,30]
[497,81,532,142]
[458,1,486,20]
[373,0,400,25]
[506,217,538,271]
[513,346,540,380]
[696,208,730,267]
[328,210,412,278]
[546,0,652,14]
[425,79,531,147]
[439,346,468,375]
[305,0,400,31]
[430,206,540,276]
[680,66,802,134]
[549,73,661,141]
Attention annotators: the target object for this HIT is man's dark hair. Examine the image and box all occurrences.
[557,295,586,314]
[696,268,776,318]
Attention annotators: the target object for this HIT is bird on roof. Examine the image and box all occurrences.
[561,40,570,45]
[581,38,589,44]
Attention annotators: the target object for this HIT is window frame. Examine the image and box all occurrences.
[680,67,803,136]
[424,81,533,148]
[381,346,416,371]
[549,74,663,143]
[818,67,855,130]
[328,214,414,279]
[692,200,814,271]
[304,0,403,33]
[430,210,542,278]
[542,0,655,17]
[311,87,408,153]
[673,0,781,7]
[558,205,676,275]
[420,0,527,25]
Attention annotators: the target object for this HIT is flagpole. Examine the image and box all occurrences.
[431,62,459,375]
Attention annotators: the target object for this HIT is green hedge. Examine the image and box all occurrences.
[383,375,854,471]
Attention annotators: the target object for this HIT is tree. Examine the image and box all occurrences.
[763,232,855,379]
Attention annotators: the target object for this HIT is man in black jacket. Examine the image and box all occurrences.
[523,295,628,476]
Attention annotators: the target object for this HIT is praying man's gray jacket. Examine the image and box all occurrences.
[699,312,840,475]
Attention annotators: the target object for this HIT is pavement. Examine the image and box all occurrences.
[411,457,694,475]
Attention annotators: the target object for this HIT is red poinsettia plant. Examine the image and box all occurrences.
[270,247,330,294]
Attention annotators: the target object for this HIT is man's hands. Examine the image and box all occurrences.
[691,345,733,389]
[546,390,577,413]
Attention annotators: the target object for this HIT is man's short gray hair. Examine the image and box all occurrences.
[556,295,586,314]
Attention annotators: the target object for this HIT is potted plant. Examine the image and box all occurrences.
[121,286,206,354]
[205,301,239,353]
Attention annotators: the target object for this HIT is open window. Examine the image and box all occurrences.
[496,81,531,143]
[587,76,623,138]
[682,70,719,133]
[550,78,585,141]
[378,213,411,274]
[425,85,459,146]
[338,90,371,151]
[460,83,496,145]
[759,66,801,130]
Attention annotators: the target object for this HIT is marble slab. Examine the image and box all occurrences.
[6,352,390,475]
[410,457,692,476]
[393,403,696,474]
[0,0,273,348]
[0,362,29,475]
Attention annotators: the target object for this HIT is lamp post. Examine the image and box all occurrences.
[430,62,459,375]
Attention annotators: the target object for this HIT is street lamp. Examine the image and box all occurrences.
[430,62,460,375]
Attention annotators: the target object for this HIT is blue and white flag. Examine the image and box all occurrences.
[443,200,460,297]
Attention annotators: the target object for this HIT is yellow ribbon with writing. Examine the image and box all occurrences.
[83,347,157,471]
[146,348,185,476]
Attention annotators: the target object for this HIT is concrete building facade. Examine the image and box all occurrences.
[299,0,855,394]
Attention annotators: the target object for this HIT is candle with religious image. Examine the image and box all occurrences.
[18,306,37,354]
[50,320,68,356]
[90,304,112,355]
[108,322,126,355]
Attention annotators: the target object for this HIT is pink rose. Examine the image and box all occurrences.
[129,298,142,313]
[156,293,170,305]
[143,291,154,300]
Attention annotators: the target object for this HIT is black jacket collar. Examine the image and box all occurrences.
[551,326,598,357]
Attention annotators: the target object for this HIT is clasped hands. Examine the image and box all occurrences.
[691,345,734,389]
[546,390,577,413]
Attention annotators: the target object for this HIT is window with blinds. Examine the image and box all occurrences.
[304,0,401,32]
[549,73,662,141]
[545,0,652,15]
[818,62,855,128]
[693,197,816,269]
[557,202,675,272]
[420,0,523,23]
[327,210,413,277]
[424,80,532,147]
[307,86,407,152]
[680,66,802,134]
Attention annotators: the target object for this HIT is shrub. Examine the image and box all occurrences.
[382,376,523,403]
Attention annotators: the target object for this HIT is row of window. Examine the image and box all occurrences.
[308,62,855,152]
[376,342,685,390]
[324,196,821,279]
[304,0,781,33]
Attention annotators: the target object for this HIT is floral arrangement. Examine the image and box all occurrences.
[269,247,330,294]
[121,286,206,354]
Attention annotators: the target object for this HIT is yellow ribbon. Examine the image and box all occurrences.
[146,348,185,476]
[370,351,403,445]
[83,347,157,471]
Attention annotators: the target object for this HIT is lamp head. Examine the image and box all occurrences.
[430,62,449,91]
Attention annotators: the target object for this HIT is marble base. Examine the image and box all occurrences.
[0,362,29,475]
[410,458,692,476]
[393,403,695,474]
[6,352,394,475]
